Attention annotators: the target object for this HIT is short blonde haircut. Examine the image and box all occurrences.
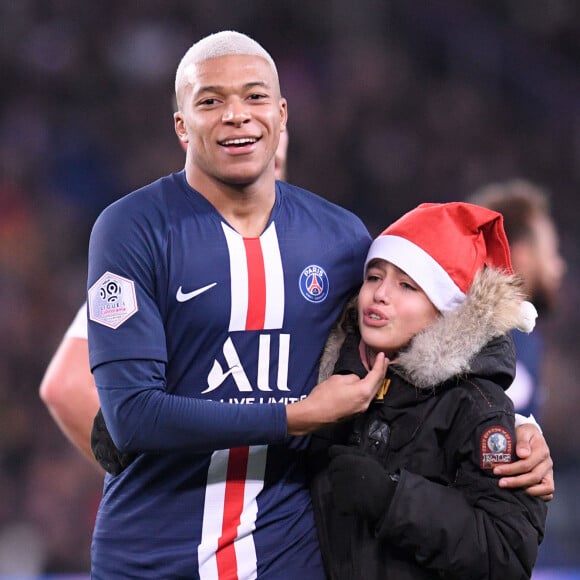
[175,31,279,104]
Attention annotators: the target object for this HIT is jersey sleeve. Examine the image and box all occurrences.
[64,303,88,339]
[87,193,168,368]
[95,358,288,453]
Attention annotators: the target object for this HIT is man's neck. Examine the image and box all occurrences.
[186,168,276,238]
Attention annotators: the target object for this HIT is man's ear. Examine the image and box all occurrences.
[279,97,288,131]
[174,112,188,145]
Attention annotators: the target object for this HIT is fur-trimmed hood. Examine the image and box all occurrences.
[319,268,527,390]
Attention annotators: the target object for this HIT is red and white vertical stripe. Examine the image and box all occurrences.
[197,446,267,580]
[222,223,285,332]
[197,223,285,579]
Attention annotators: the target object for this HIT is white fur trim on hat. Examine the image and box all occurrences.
[516,300,538,333]
[364,235,466,312]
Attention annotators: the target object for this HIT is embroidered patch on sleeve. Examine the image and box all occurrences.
[88,272,138,329]
[480,426,513,470]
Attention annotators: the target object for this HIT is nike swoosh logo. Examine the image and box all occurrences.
[176,282,217,303]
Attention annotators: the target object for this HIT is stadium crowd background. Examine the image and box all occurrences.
[0,0,579,577]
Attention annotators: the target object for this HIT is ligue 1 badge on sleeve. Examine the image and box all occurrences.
[480,426,513,470]
[88,271,138,329]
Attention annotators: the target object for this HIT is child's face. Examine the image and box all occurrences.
[358,259,440,357]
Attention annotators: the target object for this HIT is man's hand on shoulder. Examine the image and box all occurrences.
[494,423,554,501]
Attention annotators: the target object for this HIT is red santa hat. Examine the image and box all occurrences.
[365,202,537,332]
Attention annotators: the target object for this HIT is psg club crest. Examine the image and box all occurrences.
[480,426,513,470]
[299,265,329,304]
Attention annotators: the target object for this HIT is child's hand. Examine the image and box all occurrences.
[327,445,397,521]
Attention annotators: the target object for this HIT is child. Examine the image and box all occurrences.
[309,202,547,580]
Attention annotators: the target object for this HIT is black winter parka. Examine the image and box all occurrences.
[309,269,547,580]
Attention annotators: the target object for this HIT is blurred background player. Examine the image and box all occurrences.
[39,127,290,465]
[468,179,566,421]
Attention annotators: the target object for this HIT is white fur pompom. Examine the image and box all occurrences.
[516,301,538,333]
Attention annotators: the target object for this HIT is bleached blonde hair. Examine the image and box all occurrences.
[175,31,279,105]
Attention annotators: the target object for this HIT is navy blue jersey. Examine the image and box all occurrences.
[507,329,544,420]
[87,171,371,578]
